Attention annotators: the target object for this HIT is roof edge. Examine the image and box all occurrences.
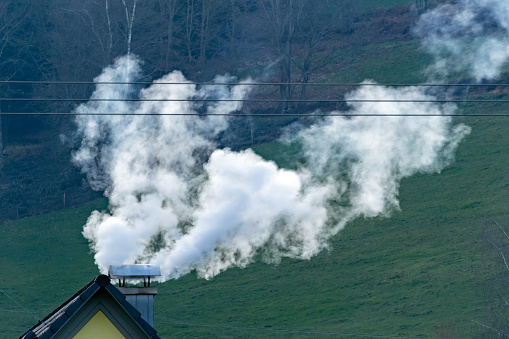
[20,275,160,339]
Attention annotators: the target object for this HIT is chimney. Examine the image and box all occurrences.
[108,264,161,327]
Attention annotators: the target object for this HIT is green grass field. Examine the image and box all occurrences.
[326,40,431,85]
[4,108,509,338]
[3,2,509,337]
[4,101,509,338]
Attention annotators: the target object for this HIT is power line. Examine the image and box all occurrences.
[0,80,509,87]
[0,112,504,117]
[0,309,30,313]
[0,289,44,324]
[2,98,509,103]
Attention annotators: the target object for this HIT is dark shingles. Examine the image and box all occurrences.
[64,298,83,318]
[78,282,99,302]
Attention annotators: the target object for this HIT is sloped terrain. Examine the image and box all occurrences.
[0,1,424,224]
[3,1,509,338]
[3,56,509,339]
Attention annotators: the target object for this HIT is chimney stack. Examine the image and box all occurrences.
[108,264,161,327]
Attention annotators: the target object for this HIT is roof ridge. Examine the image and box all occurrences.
[20,275,160,339]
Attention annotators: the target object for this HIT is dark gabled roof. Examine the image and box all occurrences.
[20,275,161,339]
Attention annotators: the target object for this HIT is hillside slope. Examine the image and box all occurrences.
[0,1,422,223]
[3,70,509,339]
[3,109,506,337]
[3,1,509,338]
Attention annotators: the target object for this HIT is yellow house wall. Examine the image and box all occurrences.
[72,310,126,339]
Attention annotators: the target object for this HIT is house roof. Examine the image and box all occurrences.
[20,275,161,339]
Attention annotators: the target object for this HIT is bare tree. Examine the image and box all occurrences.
[104,0,114,60]
[184,0,198,62]
[0,0,31,163]
[223,0,260,62]
[139,0,184,71]
[415,0,428,11]
[198,0,211,65]
[260,0,305,109]
[120,0,138,55]
[163,0,181,69]
[180,0,228,67]
[259,0,353,107]
[295,0,351,99]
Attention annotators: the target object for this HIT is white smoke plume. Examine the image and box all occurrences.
[78,0,509,279]
[151,149,334,279]
[74,55,254,274]
[296,83,470,220]
[149,84,470,280]
[415,0,509,81]
[74,55,470,280]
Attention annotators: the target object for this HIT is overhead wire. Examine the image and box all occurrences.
[1,80,508,116]
[0,112,506,117]
[0,80,509,87]
[1,98,509,103]
[0,289,44,324]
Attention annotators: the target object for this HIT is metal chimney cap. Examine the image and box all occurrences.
[108,264,161,279]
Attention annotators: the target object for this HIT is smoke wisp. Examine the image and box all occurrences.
[415,0,509,81]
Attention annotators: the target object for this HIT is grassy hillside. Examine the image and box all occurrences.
[3,3,509,339]
[0,199,107,337]
[4,100,509,338]
[3,107,507,338]
[326,40,431,84]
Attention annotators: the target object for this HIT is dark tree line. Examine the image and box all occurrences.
[0,0,422,221]
[0,0,353,120]
[415,0,428,10]
[0,0,353,217]
[13,0,350,81]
